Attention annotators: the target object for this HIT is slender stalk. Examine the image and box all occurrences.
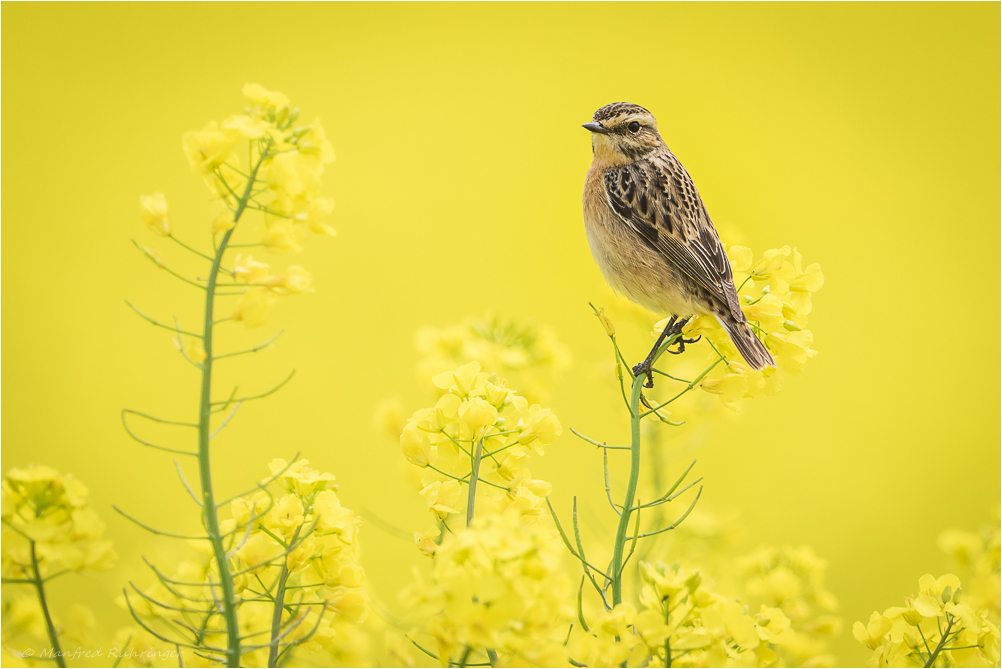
[198,226,240,666]
[267,528,301,667]
[30,542,66,668]
[197,142,271,667]
[662,592,674,668]
[467,436,501,665]
[610,373,646,606]
[467,438,485,526]
[923,614,957,668]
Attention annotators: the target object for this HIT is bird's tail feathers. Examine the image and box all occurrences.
[715,315,776,371]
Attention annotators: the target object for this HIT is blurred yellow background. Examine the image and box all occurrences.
[2,3,999,665]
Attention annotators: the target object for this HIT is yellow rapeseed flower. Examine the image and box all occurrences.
[402,514,572,666]
[854,573,1001,667]
[181,120,240,173]
[266,265,313,294]
[242,83,290,112]
[233,254,271,284]
[139,192,170,236]
[232,287,276,327]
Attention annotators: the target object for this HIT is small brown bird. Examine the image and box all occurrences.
[582,102,774,374]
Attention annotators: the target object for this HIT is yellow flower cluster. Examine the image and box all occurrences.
[939,507,1001,624]
[415,314,571,403]
[230,253,315,327]
[854,573,1001,667]
[738,545,842,666]
[402,513,573,666]
[1,465,116,577]
[182,83,336,240]
[400,362,562,551]
[2,601,97,668]
[568,561,792,667]
[125,459,366,667]
[140,84,334,329]
[656,245,824,409]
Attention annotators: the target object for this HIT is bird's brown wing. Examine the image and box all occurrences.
[602,156,743,319]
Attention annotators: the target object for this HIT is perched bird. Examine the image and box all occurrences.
[582,102,775,373]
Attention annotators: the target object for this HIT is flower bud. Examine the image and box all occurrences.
[594,308,616,337]
[141,246,164,268]
[485,381,510,408]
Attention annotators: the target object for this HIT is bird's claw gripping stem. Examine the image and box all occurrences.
[632,315,693,389]
[667,333,701,356]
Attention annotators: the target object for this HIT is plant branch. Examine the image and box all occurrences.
[31,541,66,668]
[610,372,646,605]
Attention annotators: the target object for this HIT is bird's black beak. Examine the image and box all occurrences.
[582,122,610,134]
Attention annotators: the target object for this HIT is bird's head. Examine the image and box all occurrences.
[583,102,662,164]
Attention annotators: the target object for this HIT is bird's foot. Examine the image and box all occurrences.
[632,316,697,389]
[632,360,655,389]
[667,333,701,356]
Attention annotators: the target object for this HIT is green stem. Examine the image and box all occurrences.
[198,231,240,667]
[197,142,271,667]
[267,528,300,667]
[467,438,484,526]
[664,596,672,668]
[30,541,66,668]
[924,614,957,668]
[611,373,646,606]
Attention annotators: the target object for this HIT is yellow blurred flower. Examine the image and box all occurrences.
[267,265,313,294]
[417,315,570,403]
[727,244,754,272]
[313,490,357,540]
[261,218,303,253]
[419,480,462,521]
[515,404,562,452]
[268,494,305,537]
[222,113,269,140]
[306,197,337,236]
[181,120,240,173]
[231,287,276,327]
[233,253,271,284]
[267,458,336,496]
[139,192,170,236]
[173,335,206,364]
[414,526,441,558]
[242,82,290,112]
[700,373,748,409]
[212,209,236,233]
[2,465,116,580]
[938,507,1000,622]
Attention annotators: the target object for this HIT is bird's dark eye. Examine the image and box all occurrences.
[627,121,641,133]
